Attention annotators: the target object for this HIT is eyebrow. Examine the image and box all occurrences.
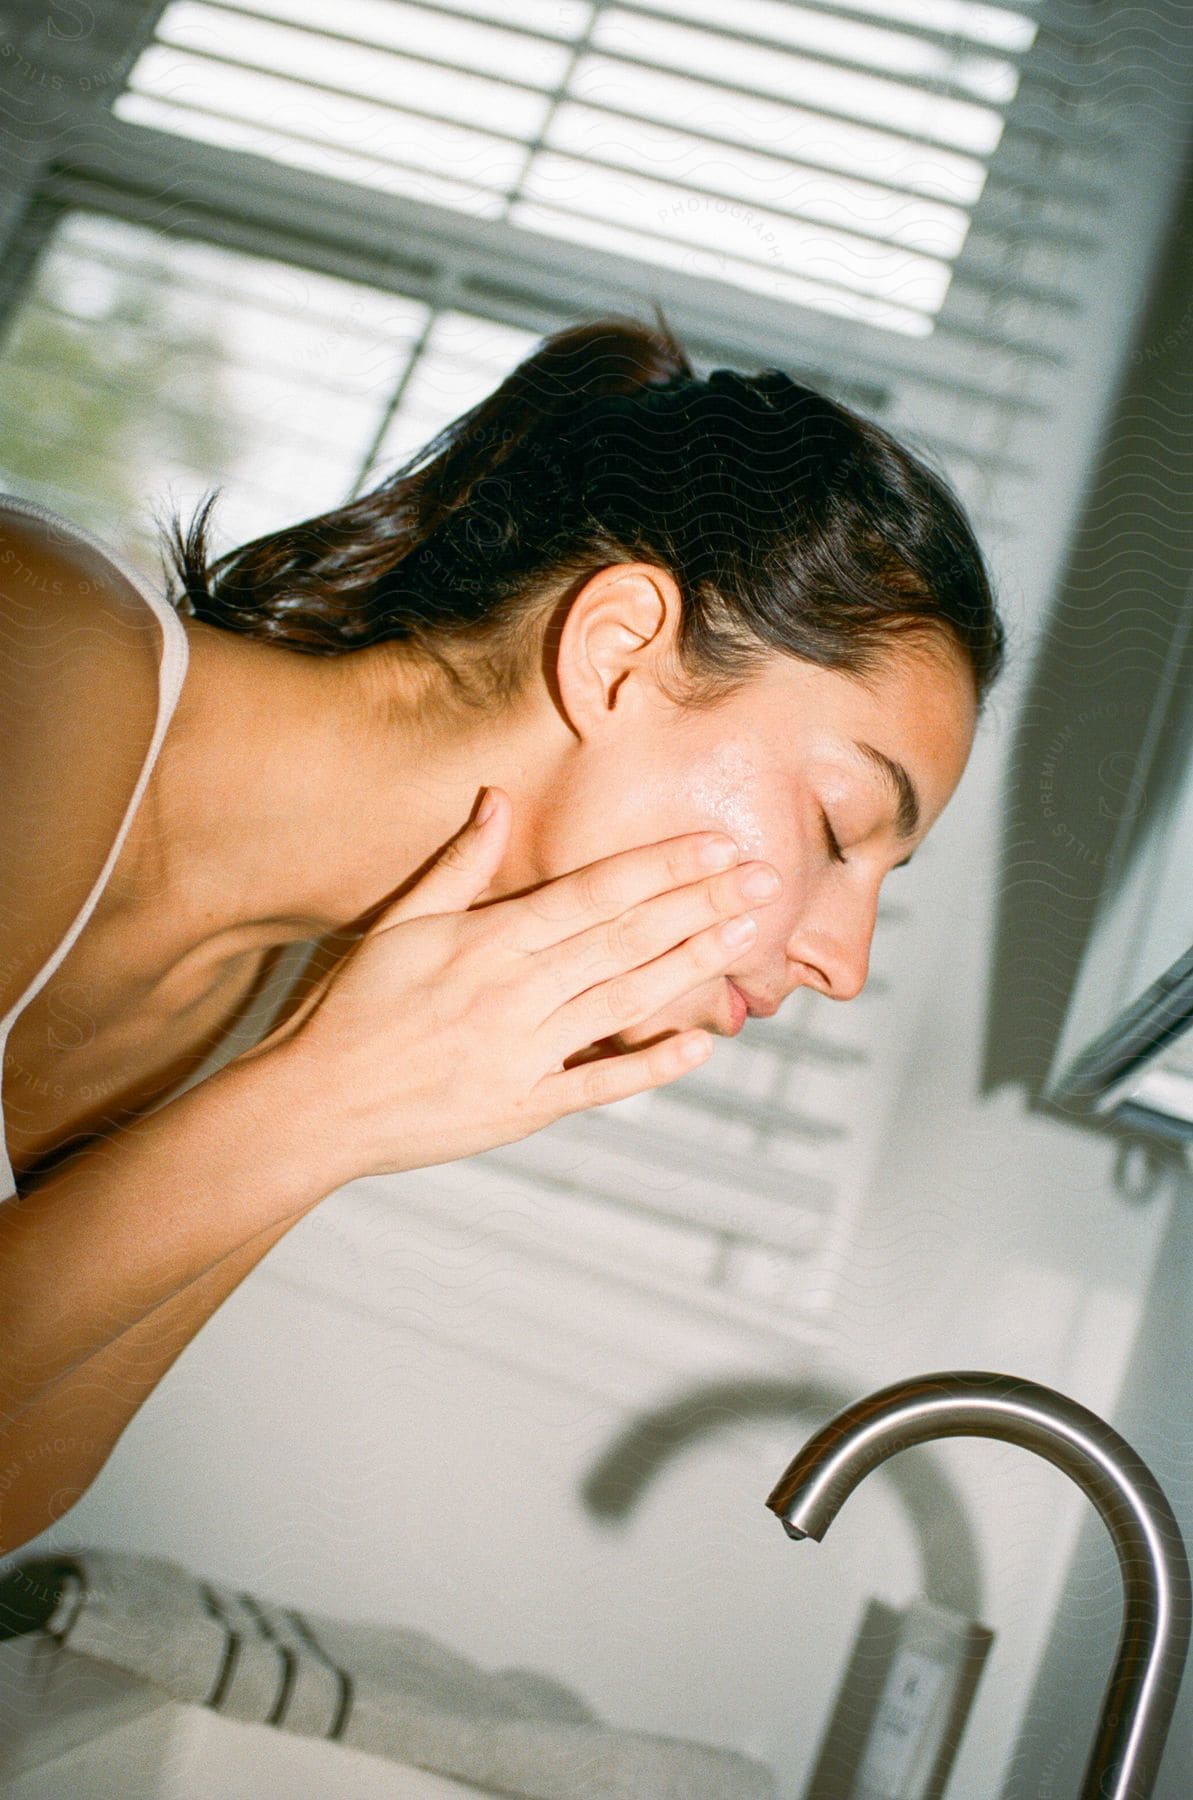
[853,739,921,862]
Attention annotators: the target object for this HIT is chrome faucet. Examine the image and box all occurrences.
[766,1371,1191,1800]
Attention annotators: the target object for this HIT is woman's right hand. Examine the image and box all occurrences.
[240,787,782,1186]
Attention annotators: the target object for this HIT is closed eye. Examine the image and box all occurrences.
[820,808,846,865]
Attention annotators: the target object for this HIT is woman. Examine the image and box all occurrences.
[0,312,1003,1558]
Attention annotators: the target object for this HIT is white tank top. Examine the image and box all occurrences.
[0,492,191,1199]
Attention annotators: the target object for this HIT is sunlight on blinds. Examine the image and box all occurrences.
[113,0,1038,338]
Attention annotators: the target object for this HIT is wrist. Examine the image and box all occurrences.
[212,1042,359,1202]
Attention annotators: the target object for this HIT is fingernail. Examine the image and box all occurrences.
[741,866,781,900]
[476,790,497,826]
[720,914,757,948]
[679,1033,712,1064]
[700,835,739,869]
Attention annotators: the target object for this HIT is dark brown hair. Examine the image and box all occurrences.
[161,308,1005,711]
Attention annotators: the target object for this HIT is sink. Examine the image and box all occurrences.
[0,1635,499,1798]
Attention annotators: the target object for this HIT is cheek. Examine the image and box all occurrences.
[550,744,759,865]
[538,736,795,884]
[665,741,774,860]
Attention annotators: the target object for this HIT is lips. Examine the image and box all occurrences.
[583,977,776,1052]
[724,979,749,1036]
[729,980,781,1019]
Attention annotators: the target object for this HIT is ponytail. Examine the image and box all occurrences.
[160,304,1004,709]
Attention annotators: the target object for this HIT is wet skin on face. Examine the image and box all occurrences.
[511,568,979,1050]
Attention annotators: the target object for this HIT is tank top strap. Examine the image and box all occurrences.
[0,492,191,1196]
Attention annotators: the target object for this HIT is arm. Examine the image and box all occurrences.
[0,1058,335,1559]
[0,518,337,1556]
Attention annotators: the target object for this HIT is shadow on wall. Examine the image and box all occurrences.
[580,1374,983,1622]
[982,143,1193,1102]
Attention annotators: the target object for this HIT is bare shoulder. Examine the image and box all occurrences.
[0,506,168,1018]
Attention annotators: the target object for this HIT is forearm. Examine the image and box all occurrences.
[0,1056,335,1431]
[0,1206,301,1559]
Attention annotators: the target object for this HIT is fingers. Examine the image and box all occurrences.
[539,1029,714,1116]
[373,788,511,929]
[531,857,781,1007]
[548,909,761,1059]
[496,830,745,950]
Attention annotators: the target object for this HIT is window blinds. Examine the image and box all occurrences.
[114,0,1039,338]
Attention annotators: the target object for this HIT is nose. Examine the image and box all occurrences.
[786,883,878,1002]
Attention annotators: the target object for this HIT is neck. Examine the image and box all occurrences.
[143,616,553,952]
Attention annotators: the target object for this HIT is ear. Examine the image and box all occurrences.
[554,562,681,739]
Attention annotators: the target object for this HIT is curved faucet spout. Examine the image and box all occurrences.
[765,1371,1191,1800]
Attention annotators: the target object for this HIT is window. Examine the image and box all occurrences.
[0,210,539,561]
[1,0,1079,571]
[115,0,1039,339]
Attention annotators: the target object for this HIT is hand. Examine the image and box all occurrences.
[240,788,782,1184]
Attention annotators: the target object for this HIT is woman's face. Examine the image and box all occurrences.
[529,609,978,1048]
